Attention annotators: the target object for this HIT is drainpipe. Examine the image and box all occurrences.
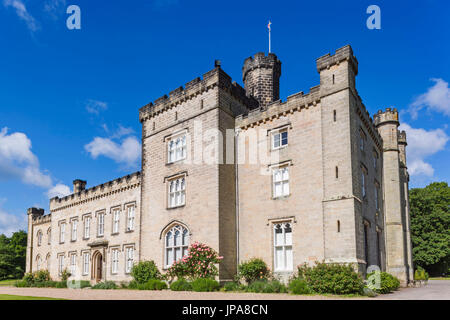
[235,128,241,272]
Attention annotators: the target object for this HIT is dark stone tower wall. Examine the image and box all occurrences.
[242,53,281,107]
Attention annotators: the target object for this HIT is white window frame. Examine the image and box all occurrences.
[70,253,76,276]
[111,248,119,274]
[271,128,288,150]
[126,205,135,232]
[167,133,187,163]
[58,254,64,276]
[125,246,134,274]
[273,222,293,272]
[272,165,290,198]
[97,212,105,237]
[164,225,189,268]
[168,176,186,208]
[82,252,90,276]
[37,230,42,246]
[59,222,65,243]
[71,219,77,241]
[84,216,91,239]
[112,208,120,234]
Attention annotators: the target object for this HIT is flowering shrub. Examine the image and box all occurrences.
[166,242,223,280]
[237,258,270,284]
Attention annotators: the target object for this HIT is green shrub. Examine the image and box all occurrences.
[237,258,270,284]
[91,281,118,290]
[415,267,429,281]
[131,261,162,284]
[60,269,71,281]
[45,281,58,288]
[366,271,400,294]
[223,281,240,292]
[362,287,377,297]
[245,280,286,293]
[191,278,220,292]
[170,279,192,291]
[120,281,129,289]
[14,280,28,287]
[55,281,67,288]
[288,279,312,295]
[128,280,138,289]
[137,279,167,290]
[298,262,364,295]
[34,270,51,283]
[22,273,34,286]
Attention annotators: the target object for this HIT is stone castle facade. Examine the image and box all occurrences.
[25,45,414,285]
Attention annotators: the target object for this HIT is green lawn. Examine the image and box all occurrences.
[0,279,19,287]
[430,277,450,280]
[0,294,66,300]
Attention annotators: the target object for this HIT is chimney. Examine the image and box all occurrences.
[73,179,87,193]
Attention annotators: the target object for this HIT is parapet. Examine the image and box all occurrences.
[27,207,44,216]
[242,52,282,82]
[316,45,358,75]
[398,130,407,145]
[50,171,141,212]
[139,66,257,123]
[373,108,399,127]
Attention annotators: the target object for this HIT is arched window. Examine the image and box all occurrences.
[37,230,42,246]
[273,222,293,272]
[47,228,51,245]
[165,225,189,268]
[36,255,42,271]
[46,253,51,271]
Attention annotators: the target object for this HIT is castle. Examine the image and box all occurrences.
[25,45,414,285]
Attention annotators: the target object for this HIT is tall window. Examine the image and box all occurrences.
[97,212,105,236]
[71,219,77,241]
[60,222,65,243]
[165,225,189,268]
[271,128,288,150]
[36,255,41,271]
[111,249,119,274]
[47,228,51,245]
[37,230,42,246]
[82,252,90,276]
[359,130,366,151]
[127,206,135,231]
[112,208,120,234]
[361,167,367,198]
[364,223,370,264]
[272,166,290,198]
[84,216,91,239]
[375,184,380,210]
[46,254,51,271]
[168,177,186,208]
[273,223,293,272]
[373,150,378,169]
[125,247,134,273]
[58,255,64,276]
[70,253,76,276]
[167,134,187,163]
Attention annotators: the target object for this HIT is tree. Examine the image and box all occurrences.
[410,182,450,276]
[0,231,27,280]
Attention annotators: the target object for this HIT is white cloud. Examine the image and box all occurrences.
[0,200,27,236]
[409,78,450,119]
[3,0,39,32]
[47,183,71,199]
[86,100,108,115]
[0,127,52,188]
[85,136,141,169]
[43,0,66,18]
[399,123,449,177]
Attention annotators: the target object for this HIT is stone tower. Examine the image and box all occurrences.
[242,52,281,107]
[374,108,411,285]
[25,207,44,273]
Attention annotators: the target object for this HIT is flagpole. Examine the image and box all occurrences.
[268,21,271,53]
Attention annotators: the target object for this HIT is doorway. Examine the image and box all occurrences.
[92,250,103,282]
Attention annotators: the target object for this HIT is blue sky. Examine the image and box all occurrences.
[0,0,449,235]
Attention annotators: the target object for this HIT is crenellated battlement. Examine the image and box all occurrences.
[49,171,141,212]
[32,214,52,225]
[373,108,399,127]
[242,52,281,82]
[236,85,321,129]
[139,67,258,123]
[398,130,407,145]
[316,45,358,75]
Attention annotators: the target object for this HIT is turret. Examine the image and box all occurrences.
[25,207,44,273]
[374,108,410,285]
[242,52,281,108]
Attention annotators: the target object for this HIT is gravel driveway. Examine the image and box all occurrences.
[1,280,447,300]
